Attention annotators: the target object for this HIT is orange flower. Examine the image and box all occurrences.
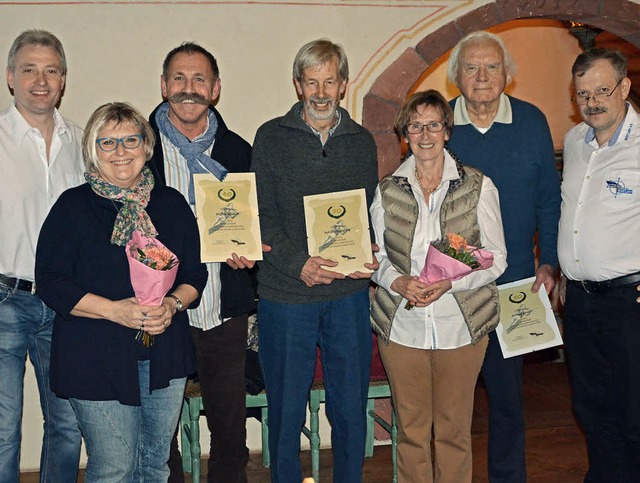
[447,233,467,251]
[144,247,174,269]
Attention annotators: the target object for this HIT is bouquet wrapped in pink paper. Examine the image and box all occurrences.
[418,233,493,285]
[126,230,179,346]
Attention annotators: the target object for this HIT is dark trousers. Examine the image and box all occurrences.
[481,331,526,483]
[564,282,640,483]
[168,315,249,483]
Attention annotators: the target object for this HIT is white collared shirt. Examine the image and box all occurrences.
[370,152,507,350]
[0,103,84,281]
[160,129,223,330]
[453,93,513,131]
[558,103,640,281]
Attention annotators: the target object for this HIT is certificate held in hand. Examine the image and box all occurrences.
[193,173,263,263]
[303,188,373,276]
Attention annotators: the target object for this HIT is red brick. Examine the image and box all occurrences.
[416,22,463,65]
[363,95,402,134]
[456,2,502,34]
[369,48,429,104]
[373,133,402,180]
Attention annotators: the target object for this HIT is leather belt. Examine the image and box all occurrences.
[568,272,640,294]
[0,273,36,294]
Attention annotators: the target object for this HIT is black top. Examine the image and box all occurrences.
[148,103,257,318]
[35,183,208,405]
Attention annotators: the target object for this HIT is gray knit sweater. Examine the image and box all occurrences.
[251,101,379,303]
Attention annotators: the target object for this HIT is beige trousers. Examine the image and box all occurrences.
[379,336,488,483]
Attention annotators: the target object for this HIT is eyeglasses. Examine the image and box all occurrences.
[572,79,622,106]
[406,121,445,135]
[96,134,144,152]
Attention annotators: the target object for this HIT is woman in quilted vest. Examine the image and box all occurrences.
[369,90,507,483]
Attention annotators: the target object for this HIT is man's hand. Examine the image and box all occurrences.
[300,256,345,287]
[637,284,640,304]
[226,244,272,269]
[348,243,380,280]
[532,264,556,294]
[556,274,567,306]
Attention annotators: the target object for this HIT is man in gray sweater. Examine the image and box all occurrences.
[251,39,378,483]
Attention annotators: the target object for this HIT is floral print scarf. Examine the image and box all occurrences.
[85,166,158,246]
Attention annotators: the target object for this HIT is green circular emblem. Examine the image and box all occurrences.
[508,291,527,304]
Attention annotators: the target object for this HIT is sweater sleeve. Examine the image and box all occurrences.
[169,191,208,307]
[251,124,311,280]
[532,111,561,269]
[35,190,91,319]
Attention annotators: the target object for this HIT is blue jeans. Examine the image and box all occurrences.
[0,282,81,483]
[71,361,186,483]
[258,289,372,483]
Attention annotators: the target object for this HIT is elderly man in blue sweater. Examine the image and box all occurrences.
[446,31,561,483]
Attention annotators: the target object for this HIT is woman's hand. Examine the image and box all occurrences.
[109,298,172,334]
[392,276,452,308]
[421,279,452,306]
[391,276,430,307]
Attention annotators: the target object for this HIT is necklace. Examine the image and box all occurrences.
[414,167,440,194]
[111,199,122,213]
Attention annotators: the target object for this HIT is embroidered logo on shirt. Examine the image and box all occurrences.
[606,178,633,197]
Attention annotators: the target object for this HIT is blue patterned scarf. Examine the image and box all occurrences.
[155,102,228,204]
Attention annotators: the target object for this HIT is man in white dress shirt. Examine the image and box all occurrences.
[0,30,82,482]
[559,47,640,483]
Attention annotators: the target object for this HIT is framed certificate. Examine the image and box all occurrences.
[303,188,373,276]
[496,277,563,358]
[193,173,262,263]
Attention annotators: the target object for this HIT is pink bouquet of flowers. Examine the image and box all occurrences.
[126,230,179,346]
[418,233,493,285]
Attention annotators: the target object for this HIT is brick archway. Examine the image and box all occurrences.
[363,0,640,177]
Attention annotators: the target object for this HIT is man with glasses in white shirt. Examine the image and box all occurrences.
[0,30,82,482]
[558,47,640,483]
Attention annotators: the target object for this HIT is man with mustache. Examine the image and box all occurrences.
[148,42,257,483]
[0,29,82,482]
[558,48,640,482]
[446,31,561,483]
[251,39,379,482]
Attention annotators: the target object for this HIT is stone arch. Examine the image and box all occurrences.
[363,0,640,177]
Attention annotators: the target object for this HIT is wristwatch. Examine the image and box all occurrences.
[167,294,183,312]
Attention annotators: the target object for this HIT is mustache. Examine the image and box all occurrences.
[309,95,334,105]
[584,106,607,115]
[168,92,210,106]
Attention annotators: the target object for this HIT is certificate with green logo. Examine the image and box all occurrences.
[496,277,563,358]
[194,173,262,263]
[303,188,373,276]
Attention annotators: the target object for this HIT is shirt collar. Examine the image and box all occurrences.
[584,102,632,147]
[453,93,512,128]
[300,107,342,139]
[9,102,69,141]
[399,150,461,185]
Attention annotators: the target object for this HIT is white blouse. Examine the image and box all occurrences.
[370,152,507,350]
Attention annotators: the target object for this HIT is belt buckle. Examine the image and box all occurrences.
[30,281,36,295]
[580,280,591,294]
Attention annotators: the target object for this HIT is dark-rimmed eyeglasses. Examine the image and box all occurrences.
[406,121,445,135]
[572,79,622,106]
[96,134,144,152]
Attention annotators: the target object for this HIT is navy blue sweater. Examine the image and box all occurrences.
[36,183,207,405]
[447,96,561,284]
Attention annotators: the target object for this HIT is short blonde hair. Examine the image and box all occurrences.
[82,102,155,174]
